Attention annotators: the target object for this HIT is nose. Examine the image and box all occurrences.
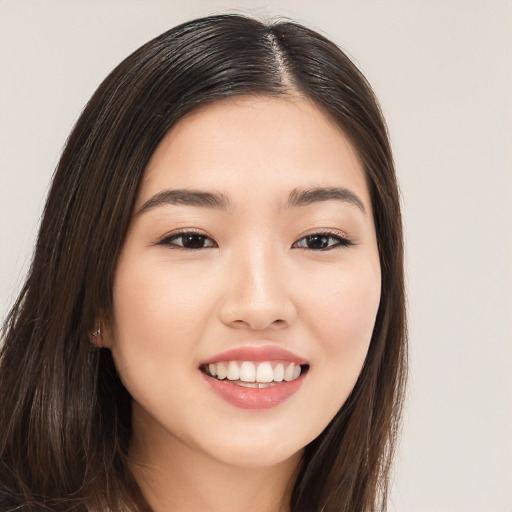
[218,246,297,331]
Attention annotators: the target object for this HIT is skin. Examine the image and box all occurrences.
[106,94,381,512]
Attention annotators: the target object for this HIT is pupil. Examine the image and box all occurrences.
[308,235,328,249]
[183,234,205,248]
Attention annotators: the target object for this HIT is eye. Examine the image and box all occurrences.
[293,232,353,251]
[156,231,217,250]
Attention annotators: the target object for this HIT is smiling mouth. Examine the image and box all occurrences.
[200,361,310,388]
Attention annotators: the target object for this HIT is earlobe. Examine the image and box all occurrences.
[91,322,109,348]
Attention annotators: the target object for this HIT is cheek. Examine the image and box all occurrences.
[113,257,216,338]
[109,256,219,390]
[307,258,381,342]
[303,260,381,401]
[330,277,379,349]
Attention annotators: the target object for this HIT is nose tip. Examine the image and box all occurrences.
[218,256,297,331]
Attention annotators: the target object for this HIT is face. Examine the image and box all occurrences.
[109,95,381,470]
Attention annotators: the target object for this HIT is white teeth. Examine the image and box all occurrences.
[236,381,276,388]
[227,361,240,381]
[216,362,227,380]
[256,362,274,383]
[284,363,295,382]
[274,363,284,382]
[239,361,256,382]
[206,361,304,383]
[236,381,258,388]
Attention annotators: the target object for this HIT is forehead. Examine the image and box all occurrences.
[139,94,370,210]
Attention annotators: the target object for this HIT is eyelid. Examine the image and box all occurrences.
[296,227,351,240]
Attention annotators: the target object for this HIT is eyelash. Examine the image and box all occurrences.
[156,230,217,251]
[293,230,354,250]
[155,229,354,251]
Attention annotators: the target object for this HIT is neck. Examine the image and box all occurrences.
[129,412,302,512]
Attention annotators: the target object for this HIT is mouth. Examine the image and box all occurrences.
[199,346,309,409]
[200,360,310,388]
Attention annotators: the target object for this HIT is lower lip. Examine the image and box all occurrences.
[202,373,304,409]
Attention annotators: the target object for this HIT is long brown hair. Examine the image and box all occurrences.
[0,14,406,511]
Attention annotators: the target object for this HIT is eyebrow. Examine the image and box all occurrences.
[138,186,366,215]
[138,189,233,215]
[286,187,366,214]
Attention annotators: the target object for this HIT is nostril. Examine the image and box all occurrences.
[228,318,288,331]
[271,319,288,329]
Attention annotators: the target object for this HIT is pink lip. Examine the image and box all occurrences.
[200,345,308,365]
[201,372,305,410]
[199,345,308,410]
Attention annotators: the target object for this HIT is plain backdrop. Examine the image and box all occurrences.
[1,1,511,510]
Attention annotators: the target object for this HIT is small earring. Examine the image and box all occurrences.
[92,325,101,338]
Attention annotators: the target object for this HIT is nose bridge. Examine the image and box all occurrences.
[243,244,280,301]
[220,234,296,330]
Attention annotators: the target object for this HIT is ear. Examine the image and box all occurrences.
[90,320,110,349]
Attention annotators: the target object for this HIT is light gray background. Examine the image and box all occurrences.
[1,1,511,510]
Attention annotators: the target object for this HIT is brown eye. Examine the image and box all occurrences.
[293,233,353,250]
[158,232,216,250]
[305,235,329,249]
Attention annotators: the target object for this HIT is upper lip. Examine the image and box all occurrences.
[200,345,308,365]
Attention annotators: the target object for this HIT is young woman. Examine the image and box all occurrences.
[0,14,407,512]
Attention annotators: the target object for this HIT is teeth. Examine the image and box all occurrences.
[239,361,256,382]
[274,363,284,382]
[256,362,274,383]
[284,363,295,382]
[216,362,227,380]
[236,381,259,388]
[227,361,240,381]
[236,381,276,388]
[205,361,304,384]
